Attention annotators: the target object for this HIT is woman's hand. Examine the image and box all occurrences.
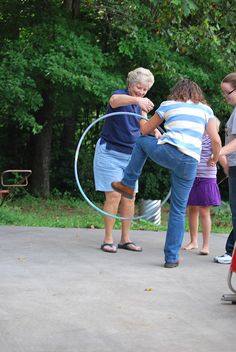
[207,155,218,166]
[137,97,154,113]
[154,128,162,139]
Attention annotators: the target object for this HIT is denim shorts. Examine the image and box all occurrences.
[93,139,138,192]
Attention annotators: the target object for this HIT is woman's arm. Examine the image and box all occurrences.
[219,139,236,156]
[140,112,162,135]
[139,118,162,138]
[206,118,222,165]
[218,155,229,176]
[109,94,154,113]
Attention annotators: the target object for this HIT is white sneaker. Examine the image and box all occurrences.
[214,253,232,264]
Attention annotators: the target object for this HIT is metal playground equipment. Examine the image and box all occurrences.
[221,248,236,304]
[0,170,32,206]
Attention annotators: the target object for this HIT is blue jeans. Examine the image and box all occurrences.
[225,166,236,255]
[122,136,198,263]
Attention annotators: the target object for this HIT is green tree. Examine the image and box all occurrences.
[0,0,235,200]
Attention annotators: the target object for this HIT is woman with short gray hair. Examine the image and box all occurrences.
[93,67,157,253]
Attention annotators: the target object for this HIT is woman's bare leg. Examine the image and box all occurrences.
[199,206,211,254]
[102,191,121,252]
[119,195,142,251]
[183,206,199,250]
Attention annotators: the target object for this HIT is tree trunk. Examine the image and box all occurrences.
[63,0,81,18]
[61,114,76,150]
[31,86,54,197]
[57,114,76,191]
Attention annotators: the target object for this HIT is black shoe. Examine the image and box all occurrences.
[164,261,179,268]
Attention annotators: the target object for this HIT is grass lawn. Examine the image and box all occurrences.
[0,194,232,234]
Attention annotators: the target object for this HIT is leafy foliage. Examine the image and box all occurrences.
[0,0,235,199]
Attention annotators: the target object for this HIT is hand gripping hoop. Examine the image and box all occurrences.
[74,111,171,221]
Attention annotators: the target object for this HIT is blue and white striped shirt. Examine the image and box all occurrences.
[156,100,214,161]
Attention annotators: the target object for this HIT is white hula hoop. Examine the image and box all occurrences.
[74,111,171,220]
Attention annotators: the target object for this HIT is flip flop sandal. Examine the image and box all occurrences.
[101,243,117,253]
[118,241,142,252]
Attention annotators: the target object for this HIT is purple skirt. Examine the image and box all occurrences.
[187,177,221,206]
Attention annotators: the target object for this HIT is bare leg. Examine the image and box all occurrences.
[102,191,121,252]
[199,206,211,254]
[119,195,142,251]
[183,206,199,250]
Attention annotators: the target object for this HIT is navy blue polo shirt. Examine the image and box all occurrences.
[100,89,141,154]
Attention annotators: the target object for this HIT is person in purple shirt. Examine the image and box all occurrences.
[93,67,156,253]
[183,118,228,255]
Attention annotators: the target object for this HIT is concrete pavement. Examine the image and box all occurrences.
[0,225,235,352]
